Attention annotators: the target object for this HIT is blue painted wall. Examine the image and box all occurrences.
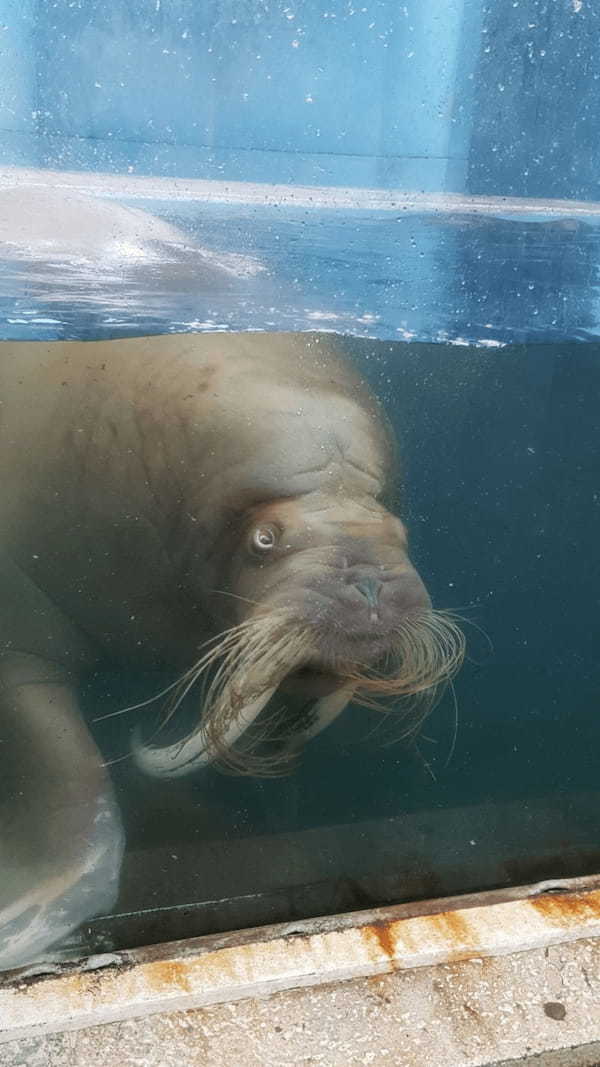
[0,0,597,198]
[0,0,39,164]
[0,0,479,190]
[468,0,600,202]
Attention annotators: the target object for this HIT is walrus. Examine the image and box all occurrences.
[0,331,463,968]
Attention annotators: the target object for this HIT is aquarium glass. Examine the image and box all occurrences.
[0,0,598,970]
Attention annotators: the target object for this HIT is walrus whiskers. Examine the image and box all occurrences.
[345,611,465,747]
[93,621,259,724]
[131,607,464,777]
[132,614,316,776]
[346,611,465,697]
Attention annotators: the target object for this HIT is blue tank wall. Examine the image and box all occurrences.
[1,0,478,190]
[0,0,597,197]
[468,0,600,202]
[0,0,38,164]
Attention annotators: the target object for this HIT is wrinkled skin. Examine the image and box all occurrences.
[0,331,458,968]
[227,495,427,663]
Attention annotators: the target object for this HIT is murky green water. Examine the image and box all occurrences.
[30,334,599,958]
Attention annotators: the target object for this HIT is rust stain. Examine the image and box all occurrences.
[360,921,397,969]
[420,910,482,964]
[143,960,192,994]
[43,969,113,1003]
[431,910,477,948]
[531,890,600,926]
[358,907,483,970]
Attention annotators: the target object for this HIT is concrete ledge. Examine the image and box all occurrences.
[1,936,599,1066]
[1,877,599,1048]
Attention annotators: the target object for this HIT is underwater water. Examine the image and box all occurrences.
[85,334,600,953]
[0,196,599,967]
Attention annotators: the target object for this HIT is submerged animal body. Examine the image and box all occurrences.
[0,331,463,968]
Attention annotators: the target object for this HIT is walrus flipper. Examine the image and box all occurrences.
[0,652,124,970]
[0,551,124,970]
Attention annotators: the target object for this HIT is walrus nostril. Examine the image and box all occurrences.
[354,577,382,609]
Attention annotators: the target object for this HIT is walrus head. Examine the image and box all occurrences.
[132,489,464,778]
[127,331,464,778]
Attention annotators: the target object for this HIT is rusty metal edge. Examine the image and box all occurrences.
[1,874,600,1043]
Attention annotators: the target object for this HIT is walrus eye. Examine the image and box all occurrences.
[250,524,280,555]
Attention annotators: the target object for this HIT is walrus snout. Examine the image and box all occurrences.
[302,566,430,665]
[293,547,431,646]
[348,565,431,626]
